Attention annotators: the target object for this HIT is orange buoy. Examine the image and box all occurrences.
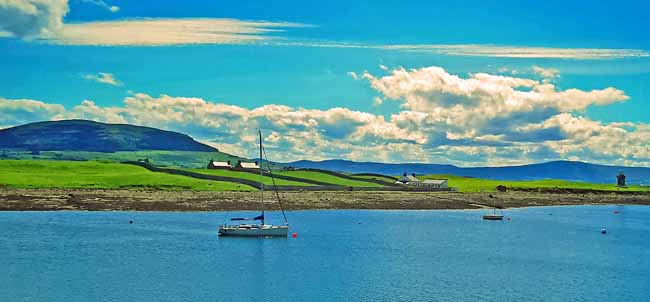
[292,232,298,238]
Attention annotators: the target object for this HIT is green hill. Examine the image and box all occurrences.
[0,119,217,153]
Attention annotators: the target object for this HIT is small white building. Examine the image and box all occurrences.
[236,161,260,170]
[422,179,448,189]
[397,174,420,185]
[207,160,232,170]
[396,173,448,189]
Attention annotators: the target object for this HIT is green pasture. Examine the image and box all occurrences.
[0,160,253,191]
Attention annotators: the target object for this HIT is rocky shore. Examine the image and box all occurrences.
[1,188,650,211]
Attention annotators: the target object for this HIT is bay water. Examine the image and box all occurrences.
[1,206,649,301]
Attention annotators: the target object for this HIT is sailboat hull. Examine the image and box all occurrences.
[218,225,289,237]
[482,215,504,220]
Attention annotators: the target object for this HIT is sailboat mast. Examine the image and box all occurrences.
[259,129,265,226]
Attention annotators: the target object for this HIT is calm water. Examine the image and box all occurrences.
[1,206,649,302]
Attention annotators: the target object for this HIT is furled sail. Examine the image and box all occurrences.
[230,214,264,221]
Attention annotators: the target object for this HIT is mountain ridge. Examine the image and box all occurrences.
[284,159,650,184]
[0,119,217,153]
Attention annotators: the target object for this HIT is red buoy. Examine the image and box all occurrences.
[292,232,298,238]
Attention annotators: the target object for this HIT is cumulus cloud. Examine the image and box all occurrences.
[0,97,66,126]
[0,0,68,39]
[363,66,627,139]
[1,66,648,166]
[358,66,649,165]
[82,72,121,86]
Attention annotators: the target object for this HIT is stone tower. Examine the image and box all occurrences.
[617,171,626,187]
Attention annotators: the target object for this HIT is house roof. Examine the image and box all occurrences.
[399,175,420,182]
[211,161,231,167]
[423,179,447,184]
[240,162,260,169]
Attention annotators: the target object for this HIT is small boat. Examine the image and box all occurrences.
[482,213,504,220]
[218,130,289,237]
[482,199,504,221]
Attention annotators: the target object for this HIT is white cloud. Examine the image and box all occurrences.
[0,3,646,61]
[0,0,68,39]
[379,44,650,60]
[51,18,308,46]
[0,0,307,46]
[0,97,66,125]
[276,42,650,60]
[1,66,648,166]
[532,65,560,81]
[363,66,627,136]
[78,0,118,13]
[82,72,122,86]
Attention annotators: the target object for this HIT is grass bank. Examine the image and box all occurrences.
[0,160,253,191]
[276,170,383,187]
[421,174,648,193]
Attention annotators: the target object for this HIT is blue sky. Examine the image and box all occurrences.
[1,0,650,166]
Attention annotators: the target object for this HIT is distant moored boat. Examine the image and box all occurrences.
[482,199,504,221]
[482,212,504,220]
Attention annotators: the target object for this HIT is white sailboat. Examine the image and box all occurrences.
[482,207,504,220]
[482,199,504,220]
[218,130,289,237]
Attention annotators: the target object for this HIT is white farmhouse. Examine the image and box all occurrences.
[235,160,260,170]
[421,179,448,189]
[396,173,448,189]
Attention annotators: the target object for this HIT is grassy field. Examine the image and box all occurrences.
[0,160,253,191]
[0,150,239,168]
[421,174,649,193]
[2,159,646,194]
[348,174,397,184]
[187,168,315,187]
[276,170,383,187]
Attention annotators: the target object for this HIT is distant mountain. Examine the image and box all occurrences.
[0,120,217,153]
[285,159,650,184]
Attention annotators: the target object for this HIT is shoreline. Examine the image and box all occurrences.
[2,188,650,211]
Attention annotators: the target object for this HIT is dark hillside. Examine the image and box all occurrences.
[0,120,217,152]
